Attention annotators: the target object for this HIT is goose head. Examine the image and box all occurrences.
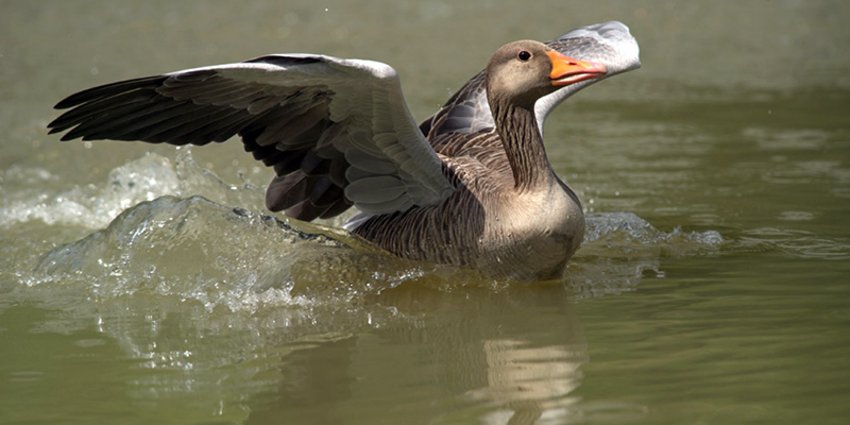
[486,40,608,110]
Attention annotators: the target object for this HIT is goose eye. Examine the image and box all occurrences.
[517,51,531,61]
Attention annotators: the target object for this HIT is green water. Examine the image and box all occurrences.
[2,1,850,424]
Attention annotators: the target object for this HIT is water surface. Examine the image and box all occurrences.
[2,1,849,424]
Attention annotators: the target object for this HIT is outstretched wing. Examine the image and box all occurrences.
[49,54,456,220]
[420,20,641,138]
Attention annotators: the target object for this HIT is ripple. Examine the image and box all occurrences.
[742,127,831,151]
[778,211,815,221]
[741,227,850,260]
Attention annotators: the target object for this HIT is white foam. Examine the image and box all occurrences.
[0,153,181,228]
[1,150,265,230]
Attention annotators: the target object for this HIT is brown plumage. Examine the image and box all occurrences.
[48,22,641,280]
[353,41,602,278]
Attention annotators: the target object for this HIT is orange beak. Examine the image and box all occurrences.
[547,50,608,87]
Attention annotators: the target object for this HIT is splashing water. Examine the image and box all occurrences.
[566,212,722,298]
[5,152,723,315]
[0,150,265,229]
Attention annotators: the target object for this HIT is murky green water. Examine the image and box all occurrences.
[2,1,849,424]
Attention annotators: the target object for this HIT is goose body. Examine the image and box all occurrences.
[48,21,640,280]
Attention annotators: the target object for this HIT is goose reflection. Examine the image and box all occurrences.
[247,282,587,425]
[470,338,585,424]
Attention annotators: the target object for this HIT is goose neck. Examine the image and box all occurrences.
[491,98,554,191]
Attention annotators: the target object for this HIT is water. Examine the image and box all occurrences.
[2,1,850,424]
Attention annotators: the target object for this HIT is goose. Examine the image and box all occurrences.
[48,21,640,280]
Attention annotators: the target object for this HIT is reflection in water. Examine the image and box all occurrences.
[10,274,598,423]
[243,284,592,425]
[472,339,583,424]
